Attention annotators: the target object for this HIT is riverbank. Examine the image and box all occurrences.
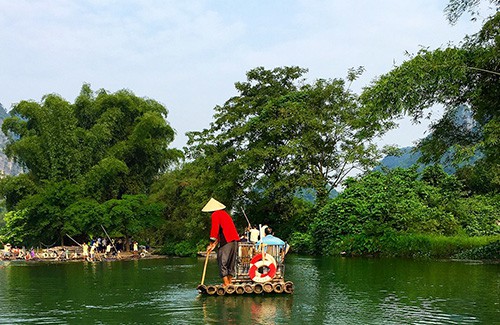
[331,234,500,260]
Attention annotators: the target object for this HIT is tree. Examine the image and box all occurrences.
[149,160,216,245]
[186,66,393,229]
[361,11,500,192]
[103,194,163,251]
[0,85,182,244]
[445,0,500,24]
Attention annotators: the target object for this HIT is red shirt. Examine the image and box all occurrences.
[210,210,240,245]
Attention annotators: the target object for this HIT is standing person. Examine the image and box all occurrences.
[82,242,89,260]
[89,243,96,261]
[2,243,11,258]
[133,241,138,255]
[259,224,268,241]
[105,243,112,258]
[202,198,240,287]
[249,225,260,243]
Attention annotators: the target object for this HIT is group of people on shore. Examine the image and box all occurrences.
[81,240,120,262]
[2,243,38,260]
[1,238,146,262]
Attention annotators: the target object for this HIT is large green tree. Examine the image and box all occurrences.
[186,66,393,230]
[361,10,500,192]
[0,85,181,245]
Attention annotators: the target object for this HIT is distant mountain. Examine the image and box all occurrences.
[378,147,422,170]
[377,106,477,174]
[0,103,23,176]
[296,187,338,203]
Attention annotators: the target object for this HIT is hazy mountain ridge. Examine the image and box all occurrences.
[0,103,23,176]
[377,106,476,173]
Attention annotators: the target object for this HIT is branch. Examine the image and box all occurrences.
[466,66,500,76]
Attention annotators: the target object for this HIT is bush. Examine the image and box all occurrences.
[310,167,499,256]
[288,231,314,254]
[379,233,432,258]
[451,194,500,236]
[159,240,202,257]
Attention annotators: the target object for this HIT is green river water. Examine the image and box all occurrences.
[0,255,498,324]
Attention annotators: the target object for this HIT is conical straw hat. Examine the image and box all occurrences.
[202,198,226,212]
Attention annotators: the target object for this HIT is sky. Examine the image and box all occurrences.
[0,1,493,149]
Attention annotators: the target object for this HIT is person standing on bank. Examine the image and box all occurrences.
[202,198,240,287]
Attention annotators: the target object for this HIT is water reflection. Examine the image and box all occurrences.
[287,256,499,324]
[199,295,293,324]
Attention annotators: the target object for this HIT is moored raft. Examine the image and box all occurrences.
[198,242,293,295]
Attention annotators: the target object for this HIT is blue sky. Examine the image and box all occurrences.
[0,1,493,149]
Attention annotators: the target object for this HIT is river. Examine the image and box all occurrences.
[0,255,498,324]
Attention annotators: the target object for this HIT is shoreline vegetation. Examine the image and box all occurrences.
[2,239,498,264]
[336,234,500,260]
[1,4,499,264]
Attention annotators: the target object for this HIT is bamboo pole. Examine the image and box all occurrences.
[197,249,211,294]
[235,285,245,295]
[225,284,236,294]
[273,282,284,293]
[65,234,82,247]
[100,225,119,256]
[244,283,254,294]
[200,239,217,286]
[206,285,217,295]
[263,282,273,293]
[216,286,226,296]
[253,283,263,294]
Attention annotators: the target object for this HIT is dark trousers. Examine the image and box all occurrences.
[217,241,237,278]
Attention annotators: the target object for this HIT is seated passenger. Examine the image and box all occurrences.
[255,227,286,248]
[255,227,289,262]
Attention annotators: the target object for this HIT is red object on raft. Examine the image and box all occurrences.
[248,253,277,283]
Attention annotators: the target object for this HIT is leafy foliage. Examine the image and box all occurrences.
[311,166,499,255]
[453,239,500,259]
[445,0,499,24]
[0,85,181,245]
[185,66,392,229]
[361,11,500,192]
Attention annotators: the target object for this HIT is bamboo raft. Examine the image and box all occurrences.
[197,241,294,295]
[197,281,294,295]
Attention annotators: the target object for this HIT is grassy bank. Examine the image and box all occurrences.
[332,234,500,259]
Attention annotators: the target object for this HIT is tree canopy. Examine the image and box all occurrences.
[0,85,182,245]
[184,66,393,231]
[361,11,500,192]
